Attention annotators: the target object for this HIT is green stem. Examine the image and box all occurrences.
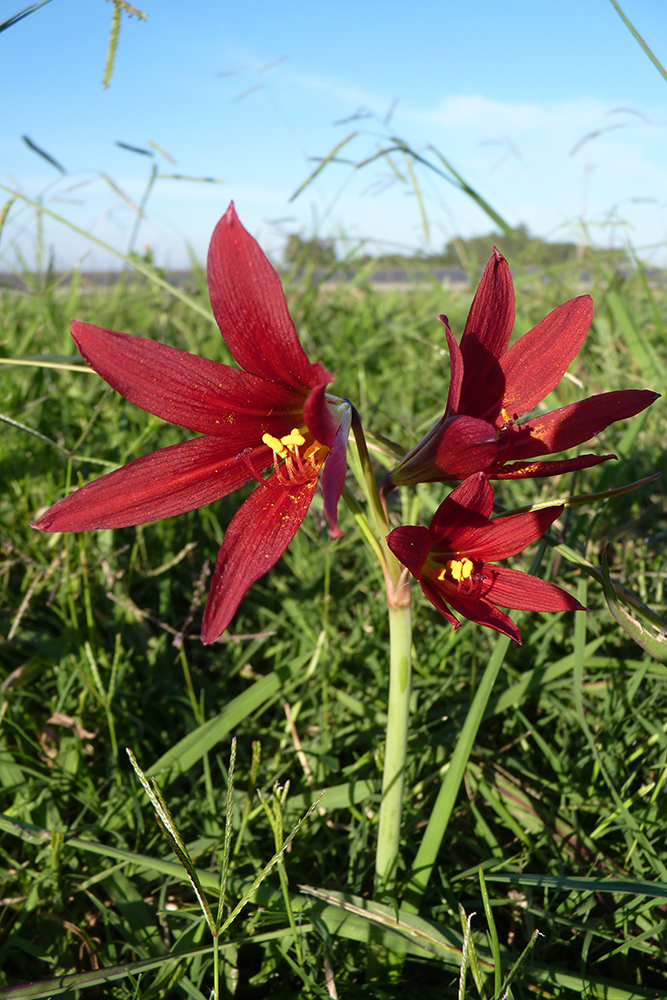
[608,0,667,84]
[347,407,414,896]
[213,931,220,1000]
[374,599,412,893]
[352,407,412,894]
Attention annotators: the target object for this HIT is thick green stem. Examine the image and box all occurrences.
[346,407,413,896]
[375,599,412,893]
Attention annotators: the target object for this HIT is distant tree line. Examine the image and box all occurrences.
[283,234,338,270]
[283,225,630,271]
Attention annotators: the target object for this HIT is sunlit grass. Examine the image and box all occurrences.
[0,242,666,997]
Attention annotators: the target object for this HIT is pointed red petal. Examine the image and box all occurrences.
[430,472,495,537]
[461,249,515,356]
[32,436,265,531]
[303,382,337,449]
[207,203,331,391]
[492,454,615,479]
[201,475,317,643]
[500,295,593,417]
[450,505,563,562]
[432,584,522,643]
[457,250,515,418]
[504,389,659,460]
[319,404,351,539]
[70,321,308,437]
[386,525,433,579]
[484,565,584,612]
[419,579,461,629]
[441,318,463,416]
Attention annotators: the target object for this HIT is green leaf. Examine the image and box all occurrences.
[600,546,667,662]
[0,0,53,35]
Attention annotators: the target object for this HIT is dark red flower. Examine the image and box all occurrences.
[383,250,658,492]
[32,203,350,643]
[386,472,584,643]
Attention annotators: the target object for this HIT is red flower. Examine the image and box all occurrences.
[32,203,350,644]
[386,472,584,644]
[383,250,658,492]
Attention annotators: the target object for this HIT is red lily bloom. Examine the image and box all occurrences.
[382,250,658,492]
[386,472,584,644]
[32,203,350,644]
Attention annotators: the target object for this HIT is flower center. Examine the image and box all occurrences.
[262,428,328,485]
[439,557,473,582]
[437,557,485,596]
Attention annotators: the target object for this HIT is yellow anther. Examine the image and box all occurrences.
[262,432,288,458]
[438,557,474,583]
[305,440,329,462]
[281,428,306,449]
[262,428,307,458]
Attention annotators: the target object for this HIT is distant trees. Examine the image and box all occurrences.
[282,234,338,270]
[282,225,631,272]
[438,225,629,270]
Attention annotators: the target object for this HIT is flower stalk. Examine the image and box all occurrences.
[348,408,413,894]
[375,595,412,893]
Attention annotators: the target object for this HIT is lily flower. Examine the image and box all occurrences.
[382,249,658,493]
[32,203,351,644]
[386,472,585,644]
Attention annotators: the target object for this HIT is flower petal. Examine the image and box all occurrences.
[388,415,501,489]
[461,249,515,358]
[32,436,267,531]
[500,295,593,417]
[303,382,337,450]
[457,249,515,418]
[419,579,461,629]
[429,472,495,537]
[484,565,584,612]
[427,582,522,643]
[441,317,463,416]
[207,202,332,391]
[492,454,615,479]
[503,389,660,460]
[449,505,563,562]
[386,524,433,579]
[71,321,308,437]
[434,416,504,478]
[319,403,351,539]
[201,475,318,643]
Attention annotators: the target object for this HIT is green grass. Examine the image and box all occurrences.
[0,250,666,998]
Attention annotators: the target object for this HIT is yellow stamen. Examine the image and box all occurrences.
[262,426,327,484]
[262,429,307,459]
[262,432,288,458]
[281,428,306,449]
[438,557,474,583]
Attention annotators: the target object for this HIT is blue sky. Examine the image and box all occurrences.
[2,0,666,269]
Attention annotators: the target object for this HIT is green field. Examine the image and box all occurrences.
[1,245,666,998]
